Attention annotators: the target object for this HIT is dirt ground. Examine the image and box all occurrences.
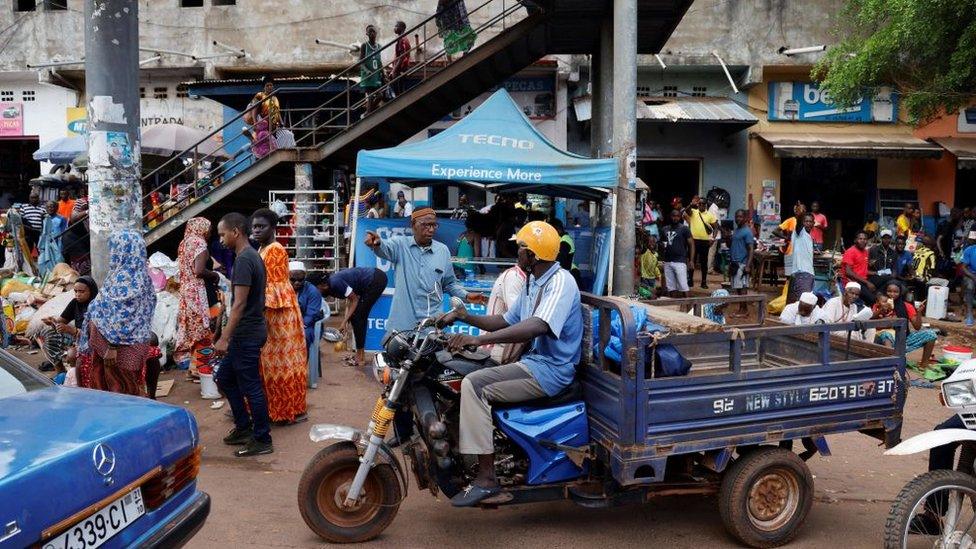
[13,276,971,548]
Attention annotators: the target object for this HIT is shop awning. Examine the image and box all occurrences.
[933,137,976,169]
[755,132,943,159]
[637,96,758,125]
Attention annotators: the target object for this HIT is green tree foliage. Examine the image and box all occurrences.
[813,0,976,124]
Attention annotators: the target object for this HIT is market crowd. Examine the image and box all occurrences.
[643,194,976,377]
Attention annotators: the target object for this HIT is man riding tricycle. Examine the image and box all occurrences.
[297,220,908,547]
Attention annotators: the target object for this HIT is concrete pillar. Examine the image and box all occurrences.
[611,0,637,296]
[295,163,314,263]
[85,0,141,282]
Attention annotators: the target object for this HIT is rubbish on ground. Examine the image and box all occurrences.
[210,400,224,410]
[154,379,174,398]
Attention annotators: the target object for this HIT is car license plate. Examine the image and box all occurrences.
[43,487,145,549]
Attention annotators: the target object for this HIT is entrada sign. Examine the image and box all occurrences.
[768,81,898,123]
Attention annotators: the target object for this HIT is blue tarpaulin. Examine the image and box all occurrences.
[356,89,617,194]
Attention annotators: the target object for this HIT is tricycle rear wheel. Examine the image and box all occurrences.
[719,447,813,548]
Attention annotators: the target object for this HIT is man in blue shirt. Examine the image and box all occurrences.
[288,261,324,346]
[365,208,485,333]
[729,209,754,317]
[437,221,582,507]
[309,266,388,367]
[960,231,976,325]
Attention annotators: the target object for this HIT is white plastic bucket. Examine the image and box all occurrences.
[199,373,221,399]
[944,345,973,363]
[926,285,949,320]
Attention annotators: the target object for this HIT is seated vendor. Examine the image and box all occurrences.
[40,276,98,365]
[435,221,582,507]
[873,280,937,373]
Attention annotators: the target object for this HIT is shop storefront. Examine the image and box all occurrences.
[747,72,942,246]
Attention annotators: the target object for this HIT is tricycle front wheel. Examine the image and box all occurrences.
[297,443,402,543]
[719,447,814,548]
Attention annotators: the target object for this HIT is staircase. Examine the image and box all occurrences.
[74,0,693,248]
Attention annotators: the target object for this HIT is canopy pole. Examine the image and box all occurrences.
[607,195,618,294]
[348,176,363,269]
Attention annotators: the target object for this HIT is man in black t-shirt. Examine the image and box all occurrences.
[213,212,272,457]
[661,209,694,297]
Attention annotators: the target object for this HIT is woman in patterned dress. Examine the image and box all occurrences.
[250,208,307,423]
[83,230,156,396]
[175,217,219,377]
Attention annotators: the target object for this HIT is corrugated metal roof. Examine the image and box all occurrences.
[637,96,758,124]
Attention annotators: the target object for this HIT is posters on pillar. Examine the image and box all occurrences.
[757,180,781,241]
[0,103,23,137]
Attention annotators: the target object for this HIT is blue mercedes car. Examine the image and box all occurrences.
[0,349,210,548]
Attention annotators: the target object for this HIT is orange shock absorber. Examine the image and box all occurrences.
[371,405,397,438]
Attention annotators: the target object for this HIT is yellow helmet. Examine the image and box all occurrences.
[511,221,560,261]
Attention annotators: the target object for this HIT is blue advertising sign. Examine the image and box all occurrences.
[365,290,490,351]
[589,227,611,295]
[768,82,898,123]
[353,217,468,288]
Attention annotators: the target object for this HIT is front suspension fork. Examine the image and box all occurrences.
[344,363,410,506]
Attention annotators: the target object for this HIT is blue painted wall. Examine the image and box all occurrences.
[636,123,750,211]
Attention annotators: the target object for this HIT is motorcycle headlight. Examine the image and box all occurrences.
[372,353,389,384]
[943,380,976,407]
[372,353,400,385]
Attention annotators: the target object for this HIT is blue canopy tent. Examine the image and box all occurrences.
[356,88,616,199]
[352,89,620,288]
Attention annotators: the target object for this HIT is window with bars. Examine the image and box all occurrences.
[0,91,14,100]
[692,86,707,97]
[212,0,236,5]
[13,0,36,11]
[21,90,35,102]
[139,87,145,99]
[176,84,189,98]
[153,87,168,100]
[180,0,203,6]
[663,85,678,98]
[636,85,652,96]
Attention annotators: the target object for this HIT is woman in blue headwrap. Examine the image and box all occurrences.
[702,289,730,325]
[84,230,157,396]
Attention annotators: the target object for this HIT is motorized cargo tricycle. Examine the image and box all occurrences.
[298,293,908,547]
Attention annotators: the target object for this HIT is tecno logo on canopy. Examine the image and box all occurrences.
[458,133,535,150]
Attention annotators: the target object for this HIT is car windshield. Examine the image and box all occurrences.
[0,350,51,399]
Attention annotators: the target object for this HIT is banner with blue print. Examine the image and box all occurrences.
[353,217,468,288]
[768,82,898,123]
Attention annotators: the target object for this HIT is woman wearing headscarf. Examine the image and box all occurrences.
[873,280,938,372]
[251,208,307,424]
[41,276,98,381]
[37,200,67,277]
[175,217,219,378]
[701,289,729,325]
[83,230,157,396]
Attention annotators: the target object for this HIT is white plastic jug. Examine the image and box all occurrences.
[199,373,221,399]
[926,285,949,320]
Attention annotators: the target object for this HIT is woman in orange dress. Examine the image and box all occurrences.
[250,208,307,423]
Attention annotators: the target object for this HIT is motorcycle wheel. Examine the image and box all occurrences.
[297,443,402,543]
[718,447,813,548]
[883,469,976,549]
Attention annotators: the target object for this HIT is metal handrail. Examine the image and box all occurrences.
[61,0,531,241]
